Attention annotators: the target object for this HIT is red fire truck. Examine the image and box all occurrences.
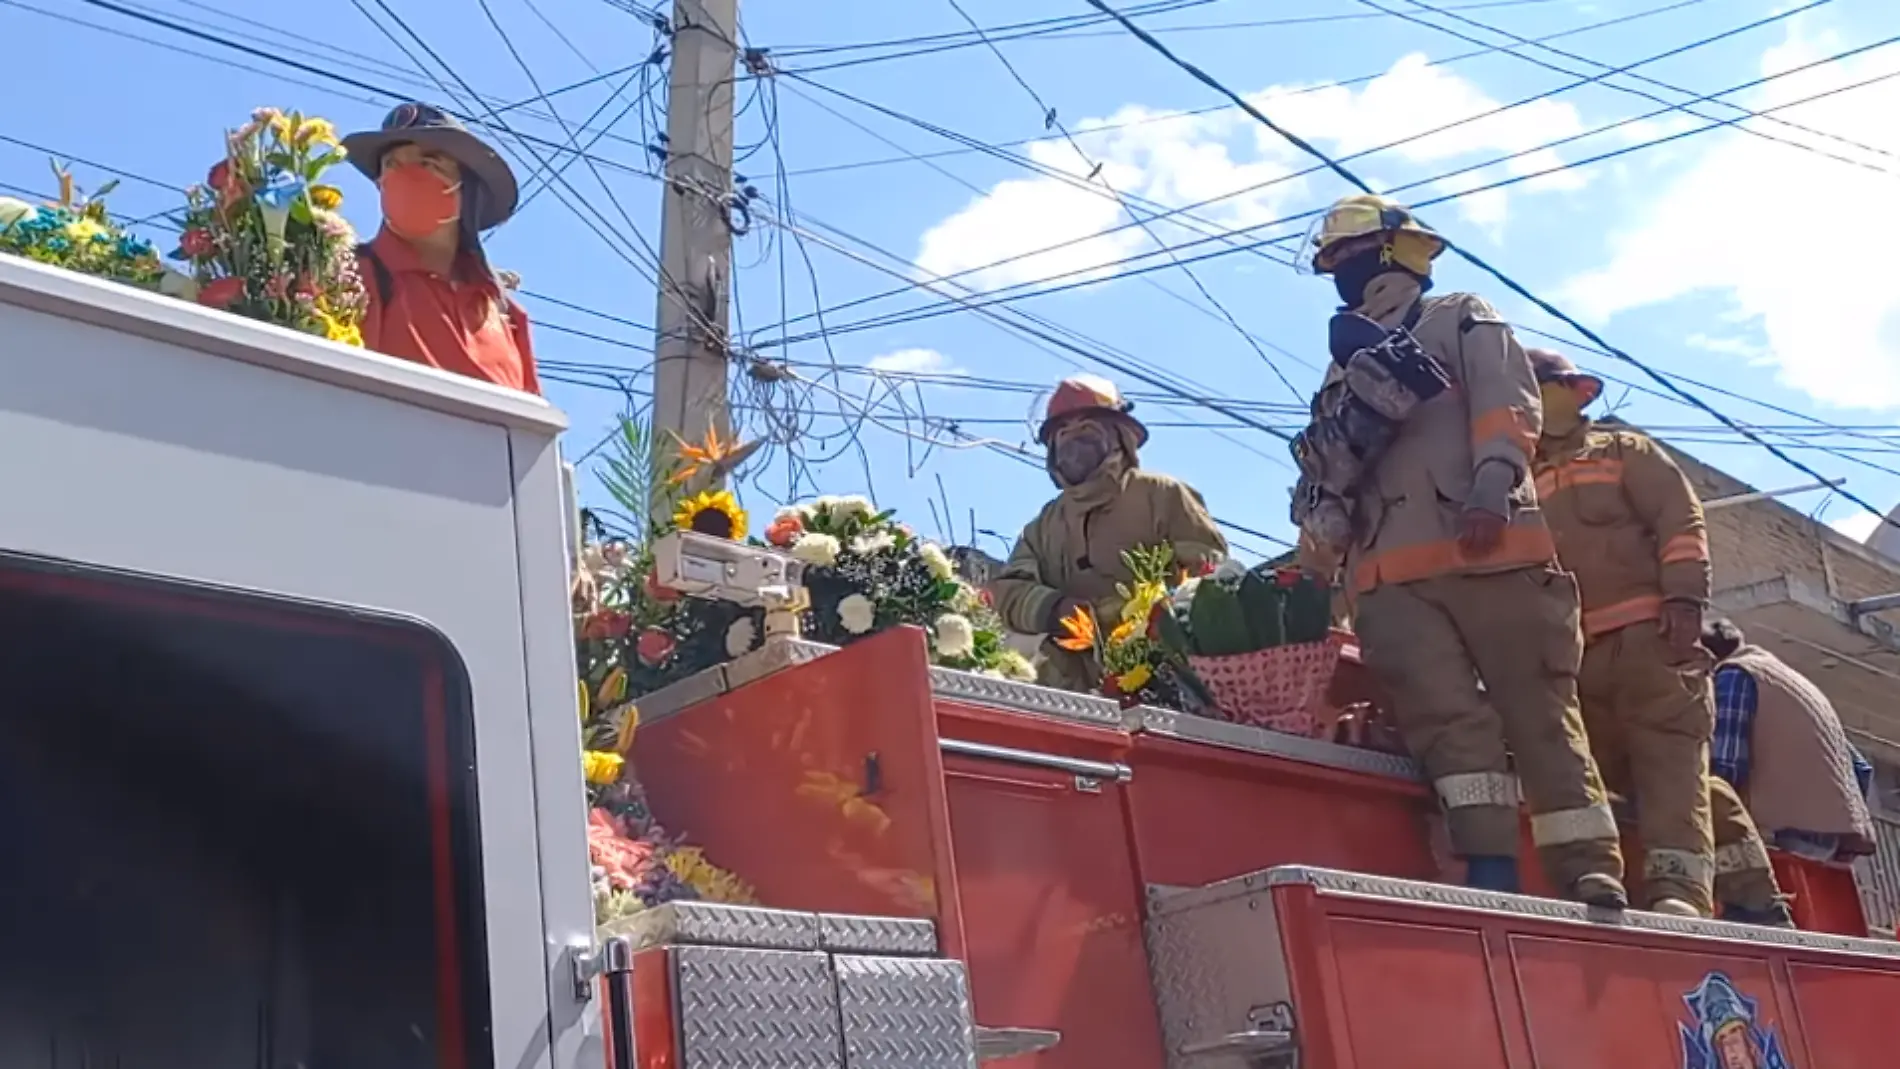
[3,253,1897,1069]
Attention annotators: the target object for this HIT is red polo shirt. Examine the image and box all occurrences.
[358,228,542,395]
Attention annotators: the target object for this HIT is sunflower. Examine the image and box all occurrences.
[673,489,748,540]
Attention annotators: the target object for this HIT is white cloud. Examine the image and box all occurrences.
[1562,27,1900,411]
[914,53,1592,289]
[867,347,960,375]
[1831,508,1883,544]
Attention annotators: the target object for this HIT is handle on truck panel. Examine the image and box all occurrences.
[601,939,636,1069]
[938,737,1133,782]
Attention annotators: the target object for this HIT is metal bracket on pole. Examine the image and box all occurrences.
[1849,592,1900,619]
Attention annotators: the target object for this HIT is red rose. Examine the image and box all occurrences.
[644,571,682,604]
[1196,558,1217,577]
[197,277,245,309]
[581,609,632,641]
[179,228,215,259]
[635,627,677,667]
[979,587,994,608]
[1147,598,1169,639]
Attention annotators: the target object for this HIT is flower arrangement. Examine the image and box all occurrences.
[1054,544,1209,709]
[0,162,164,288]
[768,495,1035,681]
[172,107,367,346]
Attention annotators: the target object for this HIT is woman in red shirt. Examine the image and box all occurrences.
[340,103,541,395]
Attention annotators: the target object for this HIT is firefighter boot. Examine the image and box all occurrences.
[1576,621,1718,915]
[1711,780,1794,927]
[1723,900,1798,928]
[1465,855,1522,894]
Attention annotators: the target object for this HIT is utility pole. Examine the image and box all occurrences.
[650,0,739,525]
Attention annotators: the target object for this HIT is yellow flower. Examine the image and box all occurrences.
[665,848,757,904]
[577,678,591,723]
[614,703,641,754]
[64,218,107,244]
[297,118,340,147]
[314,306,364,348]
[309,185,343,210]
[1121,580,1166,625]
[1109,617,1139,646]
[672,489,748,540]
[582,749,625,785]
[596,666,629,707]
[1117,663,1154,693]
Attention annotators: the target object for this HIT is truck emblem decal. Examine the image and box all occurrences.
[1679,971,1792,1069]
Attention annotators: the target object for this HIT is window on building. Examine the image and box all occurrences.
[0,554,491,1069]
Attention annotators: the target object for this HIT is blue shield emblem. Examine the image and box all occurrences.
[1679,972,1793,1069]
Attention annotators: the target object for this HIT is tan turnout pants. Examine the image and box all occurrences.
[1579,621,1782,913]
[1356,565,1624,893]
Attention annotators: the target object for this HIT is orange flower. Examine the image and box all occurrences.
[669,425,754,486]
[1055,605,1098,652]
[1109,617,1138,646]
[765,513,803,548]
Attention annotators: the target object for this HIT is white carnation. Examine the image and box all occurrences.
[934,614,975,658]
[1211,557,1247,584]
[919,542,956,581]
[813,495,843,515]
[995,650,1037,682]
[835,495,877,520]
[725,617,758,658]
[791,532,841,567]
[951,581,983,614]
[851,530,896,556]
[838,594,878,635]
[1171,576,1203,610]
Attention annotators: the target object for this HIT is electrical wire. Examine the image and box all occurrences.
[1086,0,1900,535]
[768,38,1900,346]
[760,0,1818,340]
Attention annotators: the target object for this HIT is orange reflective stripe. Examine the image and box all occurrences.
[1536,458,1624,499]
[1582,594,1664,637]
[1660,531,1709,565]
[1472,405,1538,457]
[1352,523,1557,593]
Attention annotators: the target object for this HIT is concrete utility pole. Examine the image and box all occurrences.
[650,0,739,525]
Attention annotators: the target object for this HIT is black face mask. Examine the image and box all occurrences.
[1331,246,1429,309]
[1053,429,1112,485]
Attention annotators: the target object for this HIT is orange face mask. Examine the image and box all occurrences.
[381,163,461,239]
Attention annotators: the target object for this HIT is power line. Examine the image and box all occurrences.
[770,39,1900,347]
[759,0,1713,180]
[938,0,1303,399]
[759,0,1814,340]
[1357,0,1900,180]
[1086,0,1900,535]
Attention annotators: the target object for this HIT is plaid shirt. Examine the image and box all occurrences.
[1712,664,1874,859]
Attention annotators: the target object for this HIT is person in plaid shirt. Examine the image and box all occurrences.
[1704,618,1877,863]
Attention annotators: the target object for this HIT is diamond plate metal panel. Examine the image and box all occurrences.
[673,945,845,1068]
[1263,865,1900,957]
[619,901,823,951]
[1144,878,1294,1069]
[818,912,939,956]
[833,955,977,1069]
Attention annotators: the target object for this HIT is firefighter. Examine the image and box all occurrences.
[1302,194,1626,907]
[1530,349,1792,924]
[991,375,1227,691]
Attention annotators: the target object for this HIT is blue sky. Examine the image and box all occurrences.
[7,0,1900,562]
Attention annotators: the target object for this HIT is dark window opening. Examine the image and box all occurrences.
[0,555,491,1069]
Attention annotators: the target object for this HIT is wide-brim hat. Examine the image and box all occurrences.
[1527,347,1603,406]
[342,102,519,231]
[1036,374,1151,447]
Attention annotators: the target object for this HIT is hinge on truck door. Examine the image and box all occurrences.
[567,940,610,1003]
